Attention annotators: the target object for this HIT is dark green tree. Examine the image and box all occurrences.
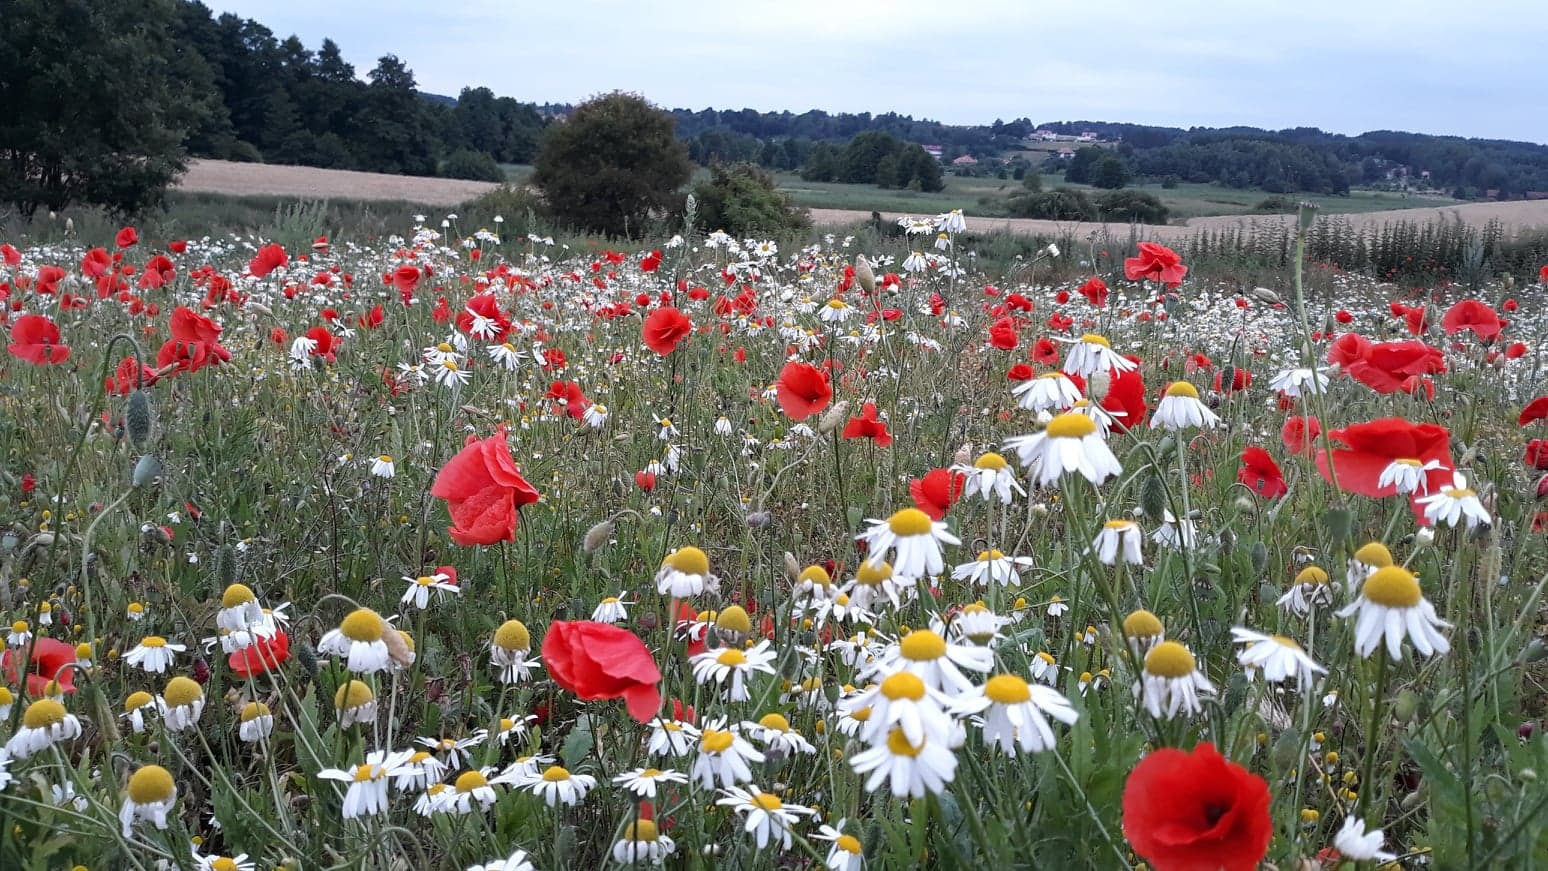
[1064,147,1104,184]
[1091,155,1131,189]
[351,55,439,175]
[0,0,210,215]
[532,92,691,238]
[692,163,809,237]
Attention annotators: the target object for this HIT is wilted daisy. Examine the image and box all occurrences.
[7,699,83,758]
[401,571,459,610]
[1333,816,1396,863]
[1267,366,1331,398]
[612,766,689,799]
[1013,371,1084,413]
[1004,412,1122,488]
[950,549,1034,588]
[717,785,816,851]
[748,713,816,756]
[158,676,206,732]
[656,546,718,597]
[1377,456,1444,495]
[1337,565,1451,660]
[0,687,12,720]
[1151,381,1219,431]
[613,817,678,865]
[1092,519,1144,566]
[793,565,837,605]
[1231,628,1327,689]
[522,765,596,808]
[953,674,1079,755]
[591,593,631,623]
[1137,641,1215,720]
[217,583,265,633]
[849,725,961,798]
[465,847,535,871]
[691,720,765,789]
[123,690,155,734]
[126,602,147,621]
[365,454,395,478]
[238,701,274,742]
[1277,565,1336,616]
[691,639,778,702]
[815,821,866,871]
[120,765,177,838]
[318,607,393,673]
[950,602,1006,646]
[1061,334,1135,378]
[954,451,1027,503]
[489,619,539,683]
[317,749,422,819]
[1413,472,1492,529]
[847,560,913,612]
[1346,541,1394,592]
[646,717,701,758]
[334,680,378,727]
[858,508,960,579]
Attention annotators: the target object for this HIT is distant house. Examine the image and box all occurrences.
[1526,191,1548,200]
[1078,131,1098,142]
[1057,148,1076,159]
[921,144,944,160]
[951,154,978,166]
[1034,129,1058,141]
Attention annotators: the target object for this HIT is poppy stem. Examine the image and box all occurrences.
[1357,651,1389,823]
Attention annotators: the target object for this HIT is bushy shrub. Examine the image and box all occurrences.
[440,148,506,182]
[1095,190,1170,224]
[1004,188,1098,221]
[691,163,809,237]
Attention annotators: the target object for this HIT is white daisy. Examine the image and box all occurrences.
[865,627,993,696]
[401,572,460,610]
[238,701,273,742]
[465,847,535,871]
[716,785,816,851]
[590,594,631,623]
[655,546,718,597]
[953,674,1079,756]
[1267,366,1331,398]
[121,634,183,673]
[1333,816,1396,863]
[950,549,1034,588]
[1012,371,1084,412]
[1091,519,1144,566]
[1277,566,1336,616]
[520,765,596,807]
[953,451,1027,503]
[1150,381,1219,431]
[6,699,82,758]
[840,671,956,748]
[317,749,422,819]
[1412,472,1492,529]
[1004,412,1122,488]
[1231,628,1328,689]
[369,455,396,478]
[857,509,960,579]
[1136,641,1215,720]
[747,713,816,756]
[1336,565,1451,660]
[216,584,265,633]
[690,720,765,789]
[612,818,678,864]
[1060,334,1135,378]
[318,608,393,674]
[849,726,961,798]
[612,766,689,799]
[646,718,701,758]
[691,640,778,702]
[119,765,177,838]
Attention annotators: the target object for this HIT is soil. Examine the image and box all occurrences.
[177,159,501,207]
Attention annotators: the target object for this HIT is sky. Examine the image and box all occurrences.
[210,1,1548,144]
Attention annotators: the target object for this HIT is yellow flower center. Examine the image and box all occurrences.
[221,583,255,607]
[1444,488,1476,499]
[879,671,926,701]
[378,455,393,463]
[455,770,489,792]
[22,699,67,729]
[975,549,1005,562]
[899,629,947,662]
[1080,333,1111,348]
[626,820,660,841]
[352,764,381,783]
[885,728,924,758]
[414,575,437,587]
[128,603,144,614]
[334,680,375,710]
[1394,457,1423,468]
[983,674,1032,705]
[1164,381,1200,399]
[758,713,790,732]
[163,676,204,708]
[436,342,453,353]
[887,508,933,536]
[127,765,175,804]
[1363,566,1422,608]
[1104,519,1136,531]
[339,608,385,642]
[1036,651,1056,666]
[837,834,863,854]
[75,643,93,659]
[140,635,167,648]
[1145,641,1197,678]
[1294,566,1329,586]
[1046,412,1097,439]
[974,451,1008,470]
[1123,609,1164,639]
[716,649,748,667]
[826,299,846,309]
[664,546,710,575]
[701,729,734,753]
[240,701,270,722]
[1269,635,1303,651]
[1352,542,1393,567]
[211,859,239,871]
[125,691,153,712]
[541,765,571,783]
[493,619,531,651]
[798,566,831,586]
[11,620,28,634]
[751,792,783,810]
[715,605,751,633]
[856,561,893,586]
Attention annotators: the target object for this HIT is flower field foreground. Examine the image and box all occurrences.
[1,213,1547,869]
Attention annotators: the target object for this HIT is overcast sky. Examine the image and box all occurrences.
[210,1,1548,144]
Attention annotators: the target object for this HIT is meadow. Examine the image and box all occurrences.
[1,204,1546,870]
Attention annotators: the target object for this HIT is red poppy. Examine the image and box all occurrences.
[640,250,662,272]
[358,304,385,330]
[248,243,289,278]
[1403,305,1430,335]
[1334,309,1353,324]
[909,468,965,521]
[137,255,176,290]
[1526,439,1548,471]
[1280,416,1321,457]
[430,432,541,546]
[81,248,111,279]
[1506,341,1529,359]
[1123,242,1188,287]
[1326,332,1372,367]
[168,240,188,255]
[1,637,79,695]
[542,620,661,723]
[456,293,511,341]
[6,313,70,364]
[105,356,160,395]
[841,402,893,447]
[1315,418,1454,520]
[0,243,19,266]
[1078,276,1109,307]
[1340,340,1445,394]
[634,470,658,491]
[1442,299,1504,342]
[115,226,139,249]
[642,306,693,355]
[987,316,1018,350]
[1238,447,1287,499]
[34,265,66,295]
[1102,363,1148,431]
[1122,742,1272,871]
[228,629,290,678]
[306,326,341,361]
[1521,396,1548,426]
[1031,337,1060,366]
[1212,367,1252,393]
[776,361,833,420]
[1006,363,1034,382]
[156,306,232,373]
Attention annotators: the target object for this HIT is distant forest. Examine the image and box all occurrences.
[175,0,1548,199]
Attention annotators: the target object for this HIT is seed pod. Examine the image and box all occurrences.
[132,454,163,488]
[1250,541,1268,574]
[1271,728,1302,770]
[854,255,876,294]
[126,389,154,449]
[1140,472,1167,520]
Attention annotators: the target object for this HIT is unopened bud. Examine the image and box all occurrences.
[853,255,876,294]
[126,389,154,449]
[1250,287,1281,305]
[582,518,615,555]
[783,551,801,582]
[1393,689,1419,723]
[132,454,163,488]
[1087,370,1112,403]
[818,401,850,435]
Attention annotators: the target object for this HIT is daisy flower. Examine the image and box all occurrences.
[194,853,256,871]
[690,721,765,789]
[126,602,147,621]
[1012,371,1084,413]
[866,627,993,695]
[522,765,596,808]
[841,671,956,747]
[1333,816,1396,863]
[441,769,500,814]
[369,455,396,478]
[1091,519,1144,566]
[6,699,82,758]
[747,713,816,756]
[1376,456,1444,495]
[953,674,1079,756]
[1150,381,1219,431]
[1136,641,1215,720]
[318,608,393,674]
[123,690,156,734]
[1346,541,1394,593]
[432,358,471,387]
[1336,565,1451,660]
[1413,472,1492,529]
[216,583,265,633]
[814,821,866,871]
[819,298,854,322]
[418,734,488,771]
[953,451,1027,503]
[847,560,913,612]
[716,785,816,851]
[466,848,535,871]
[334,680,378,727]
[1060,334,1135,378]
[950,602,1006,646]
[1277,565,1336,616]
[0,687,12,720]
[656,546,718,597]
[491,713,537,747]
[1267,366,1331,398]
[691,640,778,702]
[487,342,525,372]
[591,594,631,623]
[158,676,206,732]
[238,701,274,742]
[119,765,177,838]
[395,752,449,791]
[1231,628,1328,689]
[612,817,678,864]
[646,717,701,758]
[950,549,1034,588]
[1004,412,1123,488]
[848,726,961,798]
[857,509,960,579]
[7,621,32,647]
[401,572,459,610]
[489,619,539,684]
[612,767,689,799]
[581,403,611,429]
[317,749,421,819]
[812,591,874,628]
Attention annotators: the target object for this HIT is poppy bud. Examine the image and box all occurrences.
[132,454,162,489]
[1249,541,1268,573]
[1393,689,1419,723]
[582,519,615,555]
[1535,475,1548,500]
[818,400,850,435]
[1270,728,1301,770]
[1087,370,1111,403]
[1140,473,1167,520]
[783,552,801,582]
[126,389,153,449]
[853,255,876,294]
